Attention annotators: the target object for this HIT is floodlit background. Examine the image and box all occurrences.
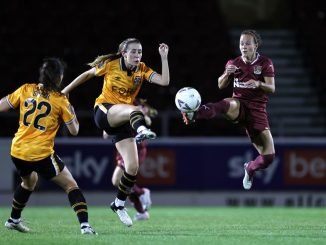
[1,0,326,207]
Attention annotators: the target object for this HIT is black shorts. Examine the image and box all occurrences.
[94,103,134,143]
[11,153,65,180]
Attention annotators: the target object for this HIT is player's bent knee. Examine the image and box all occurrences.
[21,182,36,191]
[125,164,139,176]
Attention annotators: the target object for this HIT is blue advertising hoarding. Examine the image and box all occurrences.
[37,137,326,191]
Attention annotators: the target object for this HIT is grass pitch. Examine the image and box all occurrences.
[0,207,325,245]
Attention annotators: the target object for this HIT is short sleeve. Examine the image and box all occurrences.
[142,63,156,82]
[7,84,26,109]
[263,58,275,77]
[95,60,109,77]
[61,97,76,124]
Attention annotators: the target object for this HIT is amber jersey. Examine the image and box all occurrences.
[6,83,76,161]
[226,53,275,105]
[94,58,156,106]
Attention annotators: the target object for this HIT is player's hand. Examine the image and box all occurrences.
[225,65,239,75]
[159,43,169,58]
[244,79,261,89]
[181,111,195,125]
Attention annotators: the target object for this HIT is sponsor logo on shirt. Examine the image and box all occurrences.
[234,78,252,89]
[112,85,137,97]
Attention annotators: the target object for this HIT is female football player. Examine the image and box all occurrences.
[108,99,157,221]
[182,29,276,190]
[0,58,96,234]
[62,38,169,226]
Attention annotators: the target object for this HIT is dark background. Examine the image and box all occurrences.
[1,0,325,137]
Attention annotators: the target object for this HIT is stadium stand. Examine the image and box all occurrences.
[1,0,325,137]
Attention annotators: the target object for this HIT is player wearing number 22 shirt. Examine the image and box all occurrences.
[6,83,75,161]
[0,58,97,235]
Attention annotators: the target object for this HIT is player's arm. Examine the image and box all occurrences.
[244,77,275,93]
[66,117,79,136]
[0,97,12,112]
[261,76,275,93]
[61,67,96,94]
[65,104,79,136]
[218,64,238,89]
[150,43,170,86]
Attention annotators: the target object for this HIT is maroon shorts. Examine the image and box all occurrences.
[236,99,270,141]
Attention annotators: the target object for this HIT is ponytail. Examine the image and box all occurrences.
[87,38,141,67]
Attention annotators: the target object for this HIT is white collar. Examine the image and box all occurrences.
[241,52,260,65]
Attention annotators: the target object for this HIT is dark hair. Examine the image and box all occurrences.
[241,30,262,47]
[88,38,141,67]
[39,57,66,94]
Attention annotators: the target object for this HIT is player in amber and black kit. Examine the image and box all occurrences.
[0,58,96,235]
[182,30,276,190]
[62,38,169,227]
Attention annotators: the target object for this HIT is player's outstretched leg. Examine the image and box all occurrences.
[135,128,156,143]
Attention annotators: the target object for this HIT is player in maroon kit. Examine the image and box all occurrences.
[182,29,276,190]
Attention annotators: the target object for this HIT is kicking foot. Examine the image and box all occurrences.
[135,129,156,143]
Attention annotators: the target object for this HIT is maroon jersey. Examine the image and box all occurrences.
[226,53,274,105]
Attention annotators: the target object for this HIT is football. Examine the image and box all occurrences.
[175,87,201,112]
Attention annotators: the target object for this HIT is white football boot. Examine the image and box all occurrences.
[5,218,30,232]
[243,162,254,190]
[81,225,97,235]
[139,188,152,210]
[110,202,133,227]
[134,211,150,221]
[135,129,156,143]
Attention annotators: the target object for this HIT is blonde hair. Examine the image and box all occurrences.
[88,38,141,67]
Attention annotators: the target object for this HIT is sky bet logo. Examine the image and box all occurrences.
[284,149,326,185]
[228,150,279,184]
[62,150,109,184]
[137,149,176,185]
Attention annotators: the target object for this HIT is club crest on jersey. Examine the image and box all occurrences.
[133,76,141,85]
[254,66,262,75]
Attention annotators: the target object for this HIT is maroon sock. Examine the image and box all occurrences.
[197,100,230,119]
[131,184,144,197]
[129,192,145,213]
[247,154,275,175]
